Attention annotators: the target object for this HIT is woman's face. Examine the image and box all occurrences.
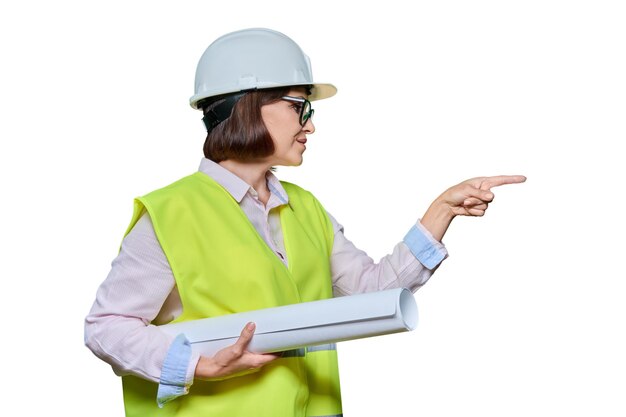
[261,88,315,167]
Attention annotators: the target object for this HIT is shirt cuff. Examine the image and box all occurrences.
[157,333,193,408]
[403,220,448,269]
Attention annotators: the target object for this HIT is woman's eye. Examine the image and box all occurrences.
[291,104,303,113]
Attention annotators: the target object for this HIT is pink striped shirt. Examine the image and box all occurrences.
[84,158,447,400]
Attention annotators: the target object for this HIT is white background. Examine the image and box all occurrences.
[1,1,625,416]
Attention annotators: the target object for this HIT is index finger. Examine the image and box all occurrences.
[480,175,527,190]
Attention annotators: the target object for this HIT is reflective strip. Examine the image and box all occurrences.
[306,343,337,353]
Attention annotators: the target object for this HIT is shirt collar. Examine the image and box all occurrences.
[198,158,289,205]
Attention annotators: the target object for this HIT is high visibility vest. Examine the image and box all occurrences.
[121,172,343,417]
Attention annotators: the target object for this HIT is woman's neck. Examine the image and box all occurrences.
[218,159,271,204]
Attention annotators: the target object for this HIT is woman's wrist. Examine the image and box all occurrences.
[195,356,217,379]
[421,197,455,242]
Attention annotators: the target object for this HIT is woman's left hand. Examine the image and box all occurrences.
[421,175,526,241]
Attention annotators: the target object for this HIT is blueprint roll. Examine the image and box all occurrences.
[159,287,418,357]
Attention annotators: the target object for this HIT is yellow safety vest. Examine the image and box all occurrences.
[121,172,343,417]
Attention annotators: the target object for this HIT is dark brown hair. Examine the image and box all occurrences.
[200,87,291,163]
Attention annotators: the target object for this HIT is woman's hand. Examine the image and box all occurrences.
[194,322,281,380]
[421,175,526,241]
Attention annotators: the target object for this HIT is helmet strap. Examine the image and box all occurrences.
[202,93,246,133]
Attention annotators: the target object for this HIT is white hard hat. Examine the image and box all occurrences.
[190,28,337,109]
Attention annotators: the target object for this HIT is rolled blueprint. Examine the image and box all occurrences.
[159,287,418,356]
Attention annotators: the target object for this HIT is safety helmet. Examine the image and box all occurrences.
[190,28,336,109]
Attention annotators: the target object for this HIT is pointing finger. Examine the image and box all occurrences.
[480,175,527,190]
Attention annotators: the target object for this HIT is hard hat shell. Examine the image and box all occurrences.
[190,28,337,109]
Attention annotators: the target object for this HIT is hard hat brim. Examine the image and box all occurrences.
[308,83,337,102]
[190,83,337,109]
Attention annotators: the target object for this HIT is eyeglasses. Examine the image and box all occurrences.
[282,96,314,126]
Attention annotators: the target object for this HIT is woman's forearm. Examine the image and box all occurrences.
[420,198,455,242]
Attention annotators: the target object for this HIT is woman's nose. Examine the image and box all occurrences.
[303,118,315,134]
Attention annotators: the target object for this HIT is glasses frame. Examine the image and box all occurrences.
[282,96,314,126]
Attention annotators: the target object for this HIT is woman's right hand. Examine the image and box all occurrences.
[421,175,526,241]
[194,322,281,380]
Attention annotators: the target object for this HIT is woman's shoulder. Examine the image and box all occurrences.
[279,180,329,213]
[144,172,219,197]
[279,180,316,201]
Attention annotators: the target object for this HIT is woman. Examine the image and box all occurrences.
[85,28,525,417]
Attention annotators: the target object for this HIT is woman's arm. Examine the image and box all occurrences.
[328,175,525,296]
[84,213,180,383]
[84,212,279,403]
[329,213,448,296]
